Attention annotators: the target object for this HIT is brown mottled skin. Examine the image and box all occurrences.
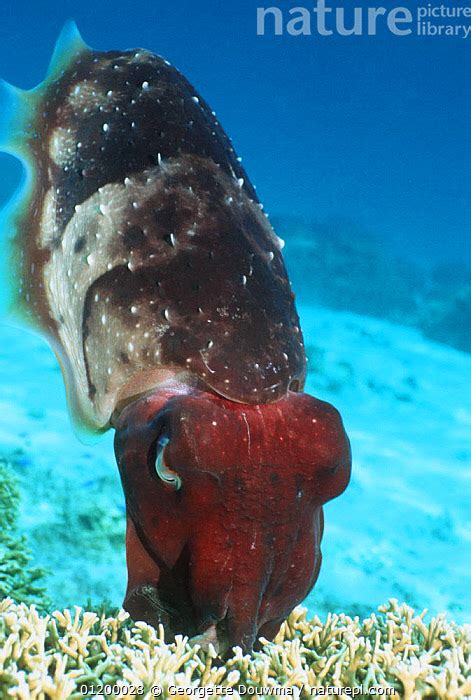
[12,36,352,652]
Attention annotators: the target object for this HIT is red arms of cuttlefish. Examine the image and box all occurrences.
[114,388,350,653]
[1,23,351,653]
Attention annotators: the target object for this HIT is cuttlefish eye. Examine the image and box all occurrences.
[153,435,182,491]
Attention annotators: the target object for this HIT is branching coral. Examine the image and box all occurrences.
[0,599,468,699]
[0,459,49,610]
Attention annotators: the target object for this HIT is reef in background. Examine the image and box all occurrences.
[0,458,49,610]
[0,598,469,699]
[277,217,471,354]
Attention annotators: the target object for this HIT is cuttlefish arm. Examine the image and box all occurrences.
[114,388,351,653]
[0,23,351,653]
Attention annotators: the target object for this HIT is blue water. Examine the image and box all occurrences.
[0,1,469,623]
[0,1,469,266]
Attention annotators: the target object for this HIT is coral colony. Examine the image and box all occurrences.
[0,598,469,697]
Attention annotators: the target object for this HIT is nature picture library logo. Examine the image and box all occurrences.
[256,1,471,38]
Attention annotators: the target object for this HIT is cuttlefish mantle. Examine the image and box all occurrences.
[0,25,352,654]
[0,22,305,434]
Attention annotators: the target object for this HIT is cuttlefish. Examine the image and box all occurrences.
[0,23,351,652]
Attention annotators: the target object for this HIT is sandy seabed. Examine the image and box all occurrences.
[0,304,469,623]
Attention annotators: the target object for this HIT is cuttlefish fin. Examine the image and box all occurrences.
[0,21,87,152]
[0,21,89,318]
[0,80,29,157]
[0,79,32,317]
[45,20,90,85]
